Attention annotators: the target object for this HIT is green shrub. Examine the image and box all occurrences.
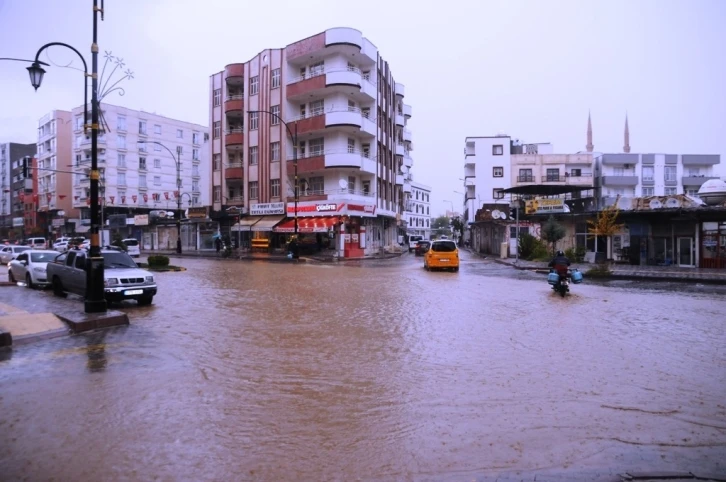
[148,255,170,267]
[111,232,127,252]
[586,263,612,277]
[518,233,549,261]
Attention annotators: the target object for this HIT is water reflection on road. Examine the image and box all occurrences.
[1,252,725,481]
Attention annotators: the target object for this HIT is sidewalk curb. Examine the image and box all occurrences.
[11,327,70,346]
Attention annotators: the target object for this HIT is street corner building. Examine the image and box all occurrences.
[208,27,414,258]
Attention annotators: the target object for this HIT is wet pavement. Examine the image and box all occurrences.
[1,251,725,481]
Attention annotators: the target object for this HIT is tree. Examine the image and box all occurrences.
[431,216,450,230]
[111,231,128,252]
[541,215,566,255]
[588,201,624,259]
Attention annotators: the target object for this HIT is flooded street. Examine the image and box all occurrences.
[2,251,726,481]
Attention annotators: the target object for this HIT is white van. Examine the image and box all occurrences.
[26,237,47,249]
[408,235,424,253]
[123,238,141,258]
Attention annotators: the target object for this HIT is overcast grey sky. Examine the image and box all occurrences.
[1,0,725,216]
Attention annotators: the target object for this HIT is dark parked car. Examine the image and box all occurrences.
[415,240,431,256]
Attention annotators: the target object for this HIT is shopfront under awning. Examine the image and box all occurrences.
[231,216,262,232]
[274,216,339,233]
[251,215,286,232]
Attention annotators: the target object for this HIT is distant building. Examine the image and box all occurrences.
[0,142,36,236]
[404,181,431,239]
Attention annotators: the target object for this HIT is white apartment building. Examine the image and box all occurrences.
[463,135,553,224]
[70,103,210,222]
[404,181,431,239]
[209,27,413,257]
[595,153,721,207]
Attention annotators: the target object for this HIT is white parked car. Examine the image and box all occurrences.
[8,249,58,288]
[123,238,140,257]
[53,241,70,253]
[0,245,31,264]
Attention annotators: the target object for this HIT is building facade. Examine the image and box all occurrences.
[209,27,413,257]
[69,103,209,245]
[0,142,36,237]
[511,152,595,194]
[36,110,77,236]
[404,181,431,239]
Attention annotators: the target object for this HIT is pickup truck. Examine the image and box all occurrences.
[46,248,158,305]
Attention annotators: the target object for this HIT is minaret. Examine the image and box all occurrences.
[586,110,594,152]
[623,113,631,153]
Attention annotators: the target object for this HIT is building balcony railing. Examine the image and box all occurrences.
[286,68,377,101]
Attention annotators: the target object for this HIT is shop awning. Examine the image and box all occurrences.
[251,215,286,232]
[231,216,262,232]
[274,216,339,233]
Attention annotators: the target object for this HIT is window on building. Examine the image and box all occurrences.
[154,158,161,169]
[687,168,700,176]
[642,187,654,196]
[642,166,654,181]
[270,142,280,161]
[270,105,280,125]
[176,129,183,139]
[249,76,259,95]
[570,168,582,177]
[348,138,355,154]
[309,176,324,194]
[192,180,199,192]
[117,135,126,149]
[154,143,161,151]
[139,174,147,188]
[309,138,324,156]
[138,120,147,135]
[117,153,126,168]
[493,166,504,177]
[249,112,259,130]
[686,189,699,196]
[193,132,200,144]
[664,166,677,182]
[310,61,324,77]
[665,187,677,195]
[154,124,162,135]
[299,104,307,119]
[518,168,533,182]
[213,186,221,202]
[297,141,306,159]
[362,143,370,158]
[139,157,147,170]
[213,89,221,106]
[310,99,324,116]
[117,173,126,186]
[270,179,280,197]
[348,100,356,112]
[138,142,147,152]
[249,181,259,199]
[213,121,221,138]
[493,188,505,199]
[117,116,126,131]
[249,146,258,165]
[271,68,281,89]
[213,154,221,171]
[546,168,559,182]
[193,148,199,160]
[153,176,161,186]
[492,144,504,155]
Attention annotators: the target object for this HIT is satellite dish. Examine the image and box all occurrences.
[499,211,508,220]
[563,204,571,213]
[157,211,167,218]
[649,199,663,209]
[166,211,175,217]
[338,179,348,189]
[665,198,681,208]
[492,209,501,219]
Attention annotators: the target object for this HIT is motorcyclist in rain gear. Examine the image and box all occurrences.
[548,250,571,277]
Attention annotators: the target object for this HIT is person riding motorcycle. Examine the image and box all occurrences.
[548,250,571,277]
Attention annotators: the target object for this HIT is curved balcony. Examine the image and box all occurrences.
[288,150,377,175]
[225,129,244,148]
[225,164,244,180]
[395,173,404,186]
[395,143,405,157]
[403,104,412,118]
[325,27,363,49]
[404,155,413,168]
[403,182,412,194]
[287,28,376,65]
[287,69,377,101]
[403,128,412,142]
[395,82,405,98]
[395,113,405,127]
[224,96,244,115]
[225,64,245,85]
[289,109,376,137]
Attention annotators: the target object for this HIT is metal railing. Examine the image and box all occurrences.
[285,147,375,162]
[287,105,376,124]
[226,94,244,101]
[286,67,377,86]
[226,127,244,134]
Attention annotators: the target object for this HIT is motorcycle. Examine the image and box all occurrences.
[548,268,583,297]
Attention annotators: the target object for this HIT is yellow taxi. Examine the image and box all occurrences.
[424,240,459,272]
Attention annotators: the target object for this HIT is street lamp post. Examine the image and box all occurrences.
[138,141,183,254]
[246,110,298,238]
[26,0,107,313]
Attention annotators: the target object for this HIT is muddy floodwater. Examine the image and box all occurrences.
[1,252,725,480]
